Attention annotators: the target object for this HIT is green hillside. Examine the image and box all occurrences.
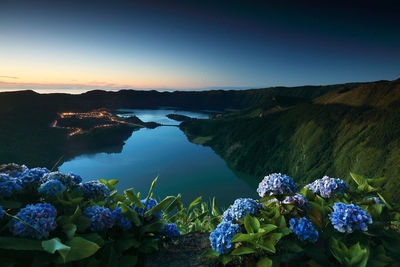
[181,79,400,202]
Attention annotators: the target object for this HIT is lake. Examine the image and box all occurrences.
[59,109,258,207]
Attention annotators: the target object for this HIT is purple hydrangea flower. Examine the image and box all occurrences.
[282,194,309,209]
[222,198,263,222]
[257,173,297,197]
[289,217,318,242]
[162,223,180,238]
[209,221,241,254]
[40,172,82,187]
[9,203,57,239]
[305,176,348,198]
[80,181,110,200]
[38,180,66,195]
[0,173,22,198]
[112,207,132,230]
[0,163,28,177]
[0,205,5,219]
[329,202,372,233]
[134,198,161,219]
[83,206,114,231]
[19,167,50,188]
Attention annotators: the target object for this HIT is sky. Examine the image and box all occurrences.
[0,0,399,92]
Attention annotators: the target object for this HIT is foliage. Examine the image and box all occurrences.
[0,163,218,266]
[206,172,400,266]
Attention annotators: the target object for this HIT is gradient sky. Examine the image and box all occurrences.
[0,0,399,92]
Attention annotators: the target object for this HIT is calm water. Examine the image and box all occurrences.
[59,109,257,207]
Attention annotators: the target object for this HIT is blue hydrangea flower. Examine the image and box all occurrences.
[289,217,318,242]
[38,180,66,195]
[257,173,297,197]
[19,167,50,188]
[282,194,309,209]
[366,197,385,207]
[134,198,161,219]
[9,203,57,239]
[83,206,114,231]
[0,205,5,219]
[209,221,241,254]
[162,223,180,238]
[329,202,372,233]
[0,173,22,198]
[222,198,262,222]
[0,163,28,177]
[112,207,132,230]
[80,181,110,200]
[305,176,348,198]
[40,172,82,187]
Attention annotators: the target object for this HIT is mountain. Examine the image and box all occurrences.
[181,79,400,202]
[0,79,399,202]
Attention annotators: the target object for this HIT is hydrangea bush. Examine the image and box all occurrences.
[1,163,400,266]
[0,163,208,266]
[207,172,400,267]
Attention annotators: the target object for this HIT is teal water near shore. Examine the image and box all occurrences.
[59,109,257,207]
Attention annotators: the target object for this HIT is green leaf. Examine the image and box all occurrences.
[145,196,175,217]
[257,257,272,267]
[63,223,77,240]
[244,214,260,234]
[231,246,256,255]
[64,237,100,262]
[42,238,71,262]
[377,193,393,210]
[108,179,119,186]
[73,215,92,232]
[78,233,105,246]
[164,194,182,214]
[141,221,164,233]
[144,176,158,208]
[259,239,276,253]
[350,172,368,186]
[220,254,233,265]
[259,224,278,235]
[124,188,144,208]
[211,197,220,216]
[188,196,202,212]
[116,238,141,252]
[0,237,43,251]
[118,202,141,226]
[231,233,257,243]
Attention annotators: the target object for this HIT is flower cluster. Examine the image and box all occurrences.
[83,206,114,231]
[38,180,66,195]
[0,173,22,198]
[112,207,132,230]
[134,198,161,219]
[80,181,111,200]
[0,163,28,177]
[257,173,297,197]
[305,176,348,198]
[289,217,318,243]
[282,194,309,209]
[41,172,82,187]
[222,198,262,222]
[9,203,57,239]
[19,167,50,188]
[329,202,372,233]
[0,205,5,219]
[209,221,241,254]
[162,223,180,238]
